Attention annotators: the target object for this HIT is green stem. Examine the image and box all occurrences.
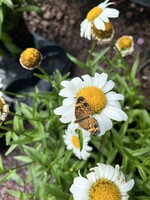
[86,40,96,70]
[37,65,53,82]
[0,161,35,175]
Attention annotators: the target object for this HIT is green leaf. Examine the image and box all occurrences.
[5,144,17,155]
[15,5,41,12]
[45,183,70,200]
[67,53,86,70]
[137,164,147,180]
[143,156,150,166]
[14,155,33,163]
[7,190,34,199]
[92,47,110,66]
[131,53,139,80]
[23,145,46,166]
[10,171,24,186]
[141,176,150,190]
[0,155,4,172]
[13,113,24,132]
[3,0,13,9]
[0,170,18,182]
[1,33,21,53]
[0,6,3,38]
[128,147,150,157]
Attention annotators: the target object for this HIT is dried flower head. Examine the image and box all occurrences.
[19,48,42,70]
[0,96,9,124]
[92,22,114,44]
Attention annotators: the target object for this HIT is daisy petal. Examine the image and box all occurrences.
[120,179,135,192]
[63,97,76,105]
[101,80,115,93]
[59,88,76,97]
[103,8,119,18]
[71,77,84,90]
[106,92,124,100]
[102,105,128,121]
[97,73,108,88]
[94,17,106,31]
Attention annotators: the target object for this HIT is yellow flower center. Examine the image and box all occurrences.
[20,48,42,70]
[76,86,106,113]
[90,179,121,200]
[118,36,132,49]
[87,7,103,22]
[105,22,112,31]
[72,135,80,148]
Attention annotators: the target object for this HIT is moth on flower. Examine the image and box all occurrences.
[54,72,127,136]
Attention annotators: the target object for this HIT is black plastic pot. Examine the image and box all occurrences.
[0,30,71,152]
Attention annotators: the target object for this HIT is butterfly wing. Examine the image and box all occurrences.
[78,116,100,134]
[75,96,92,120]
[75,96,100,134]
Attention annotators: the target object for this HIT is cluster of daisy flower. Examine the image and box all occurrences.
[53,0,135,198]
[80,0,134,56]
[54,71,134,198]
[18,1,135,198]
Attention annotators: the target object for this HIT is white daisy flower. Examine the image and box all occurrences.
[0,96,9,124]
[0,78,3,97]
[80,0,119,40]
[54,72,128,136]
[115,35,134,57]
[63,123,92,160]
[70,163,135,200]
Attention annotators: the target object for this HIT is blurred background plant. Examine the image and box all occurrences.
[0,0,41,55]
